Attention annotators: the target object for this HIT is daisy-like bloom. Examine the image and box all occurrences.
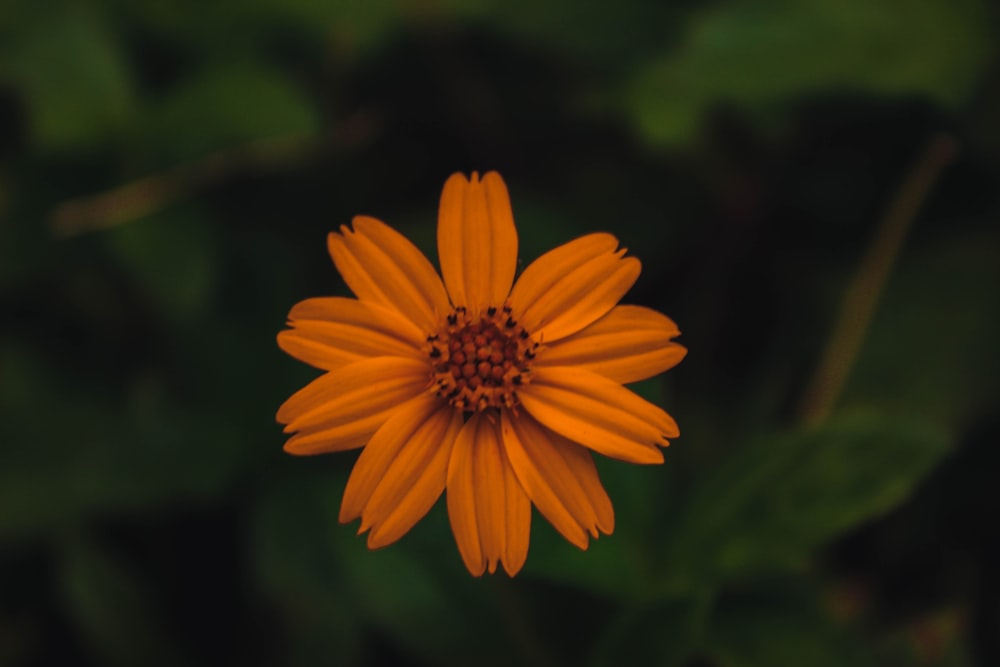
[277,172,685,576]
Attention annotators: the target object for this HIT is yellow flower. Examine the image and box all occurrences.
[277,172,686,576]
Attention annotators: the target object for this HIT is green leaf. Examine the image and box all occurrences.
[102,205,218,320]
[0,341,249,539]
[252,470,516,666]
[625,0,993,145]
[841,231,1000,426]
[137,62,320,163]
[662,412,951,592]
[3,7,134,151]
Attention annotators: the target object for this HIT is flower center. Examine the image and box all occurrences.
[427,304,538,413]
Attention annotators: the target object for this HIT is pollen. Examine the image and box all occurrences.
[427,303,539,413]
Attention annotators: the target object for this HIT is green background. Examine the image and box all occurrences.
[1,0,999,665]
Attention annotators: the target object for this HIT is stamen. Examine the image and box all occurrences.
[426,302,537,413]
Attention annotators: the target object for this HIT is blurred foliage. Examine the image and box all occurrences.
[625,0,992,144]
[665,414,951,592]
[1,0,999,665]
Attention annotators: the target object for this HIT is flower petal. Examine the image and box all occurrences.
[500,443,531,576]
[519,366,678,464]
[277,297,426,371]
[447,413,531,577]
[281,410,388,456]
[339,393,445,524]
[446,418,484,575]
[277,357,430,455]
[509,233,617,311]
[328,216,450,331]
[502,411,613,549]
[362,403,462,549]
[437,172,518,314]
[510,234,640,343]
[537,305,687,384]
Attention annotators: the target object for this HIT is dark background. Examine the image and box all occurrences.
[1,0,999,665]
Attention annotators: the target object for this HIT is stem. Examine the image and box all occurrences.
[798,134,956,426]
[49,111,379,238]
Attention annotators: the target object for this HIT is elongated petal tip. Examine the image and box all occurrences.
[438,170,518,314]
[536,305,687,384]
[510,234,640,342]
[325,217,450,331]
[519,365,675,465]
[446,413,530,577]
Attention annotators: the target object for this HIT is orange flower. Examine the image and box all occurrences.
[277,172,686,576]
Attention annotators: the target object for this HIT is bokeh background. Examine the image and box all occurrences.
[2,0,999,665]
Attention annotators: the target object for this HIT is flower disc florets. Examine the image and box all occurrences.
[428,303,539,413]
